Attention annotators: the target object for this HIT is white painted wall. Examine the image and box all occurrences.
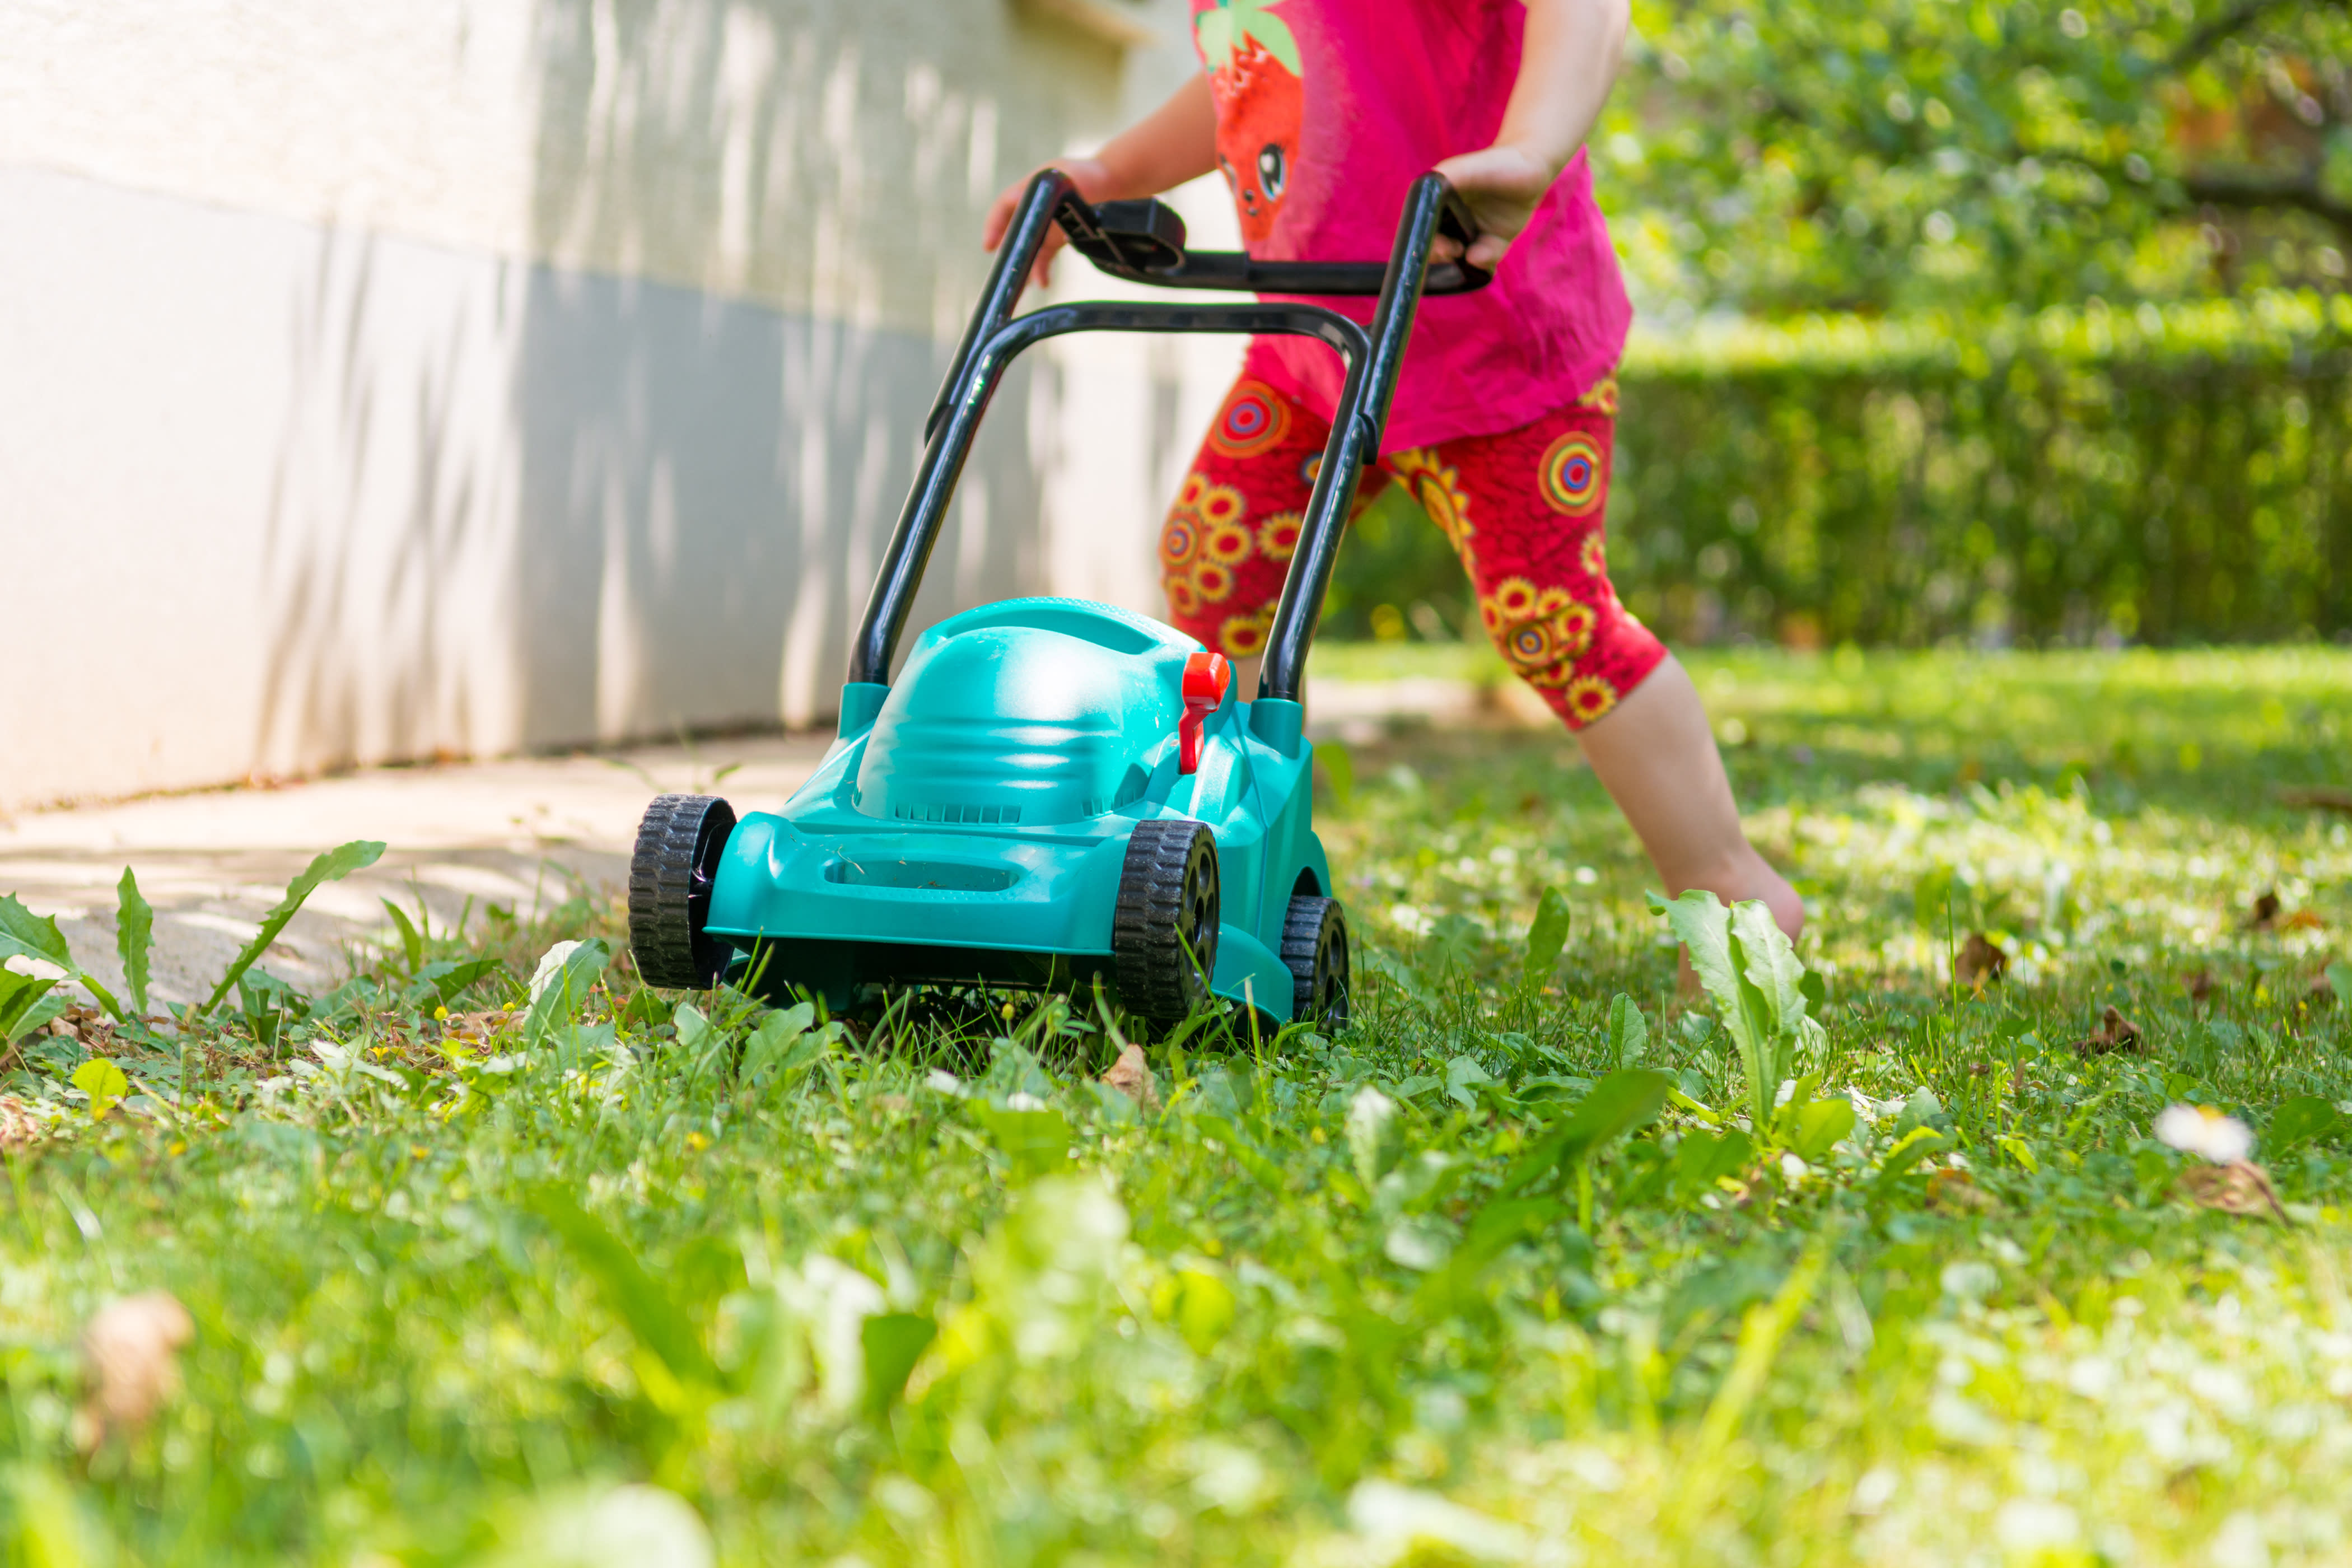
[0,0,1243,811]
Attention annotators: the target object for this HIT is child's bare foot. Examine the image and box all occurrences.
[1566,655,1806,982]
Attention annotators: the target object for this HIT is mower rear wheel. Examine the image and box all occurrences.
[628,794,739,988]
[1112,820,1221,1024]
[1280,894,1351,1029]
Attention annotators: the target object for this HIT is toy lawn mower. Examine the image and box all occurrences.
[626,169,1488,1029]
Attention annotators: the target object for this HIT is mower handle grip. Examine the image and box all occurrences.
[855,170,1467,704]
[1055,186,1491,297]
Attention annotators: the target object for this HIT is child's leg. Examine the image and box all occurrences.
[1390,385,1803,940]
[1159,375,1371,694]
[1571,656,1803,937]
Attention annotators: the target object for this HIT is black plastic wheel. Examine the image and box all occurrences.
[627,794,739,988]
[1280,893,1351,1029]
[1112,820,1221,1024]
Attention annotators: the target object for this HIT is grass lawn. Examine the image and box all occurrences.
[4,645,2351,1565]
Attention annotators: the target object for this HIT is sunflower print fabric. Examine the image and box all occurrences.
[1158,373,1665,730]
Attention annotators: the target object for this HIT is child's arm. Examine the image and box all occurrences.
[1436,0,1631,270]
[982,74,1219,287]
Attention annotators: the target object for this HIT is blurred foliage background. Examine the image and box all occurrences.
[1327,0,2352,648]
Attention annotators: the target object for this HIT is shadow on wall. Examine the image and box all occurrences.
[255,0,1116,770]
[504,269,1035,744]
[512,0,1109,736]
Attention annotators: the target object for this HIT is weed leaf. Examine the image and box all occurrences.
[1651,889,1740,1010]
[741,1004,821,1088]
[413,958,502,1008]
[0,968,63,1047]
[1606,994,1650,1067]
[1443,1053,1494,1109]
[115,870,154,1017]
[972,1103,1071,1181]
[0,895,74,972]
[1870,1126,1950,1201]
[71,1057,129,1118]
[1502,1068,1672,1192]
[524,940,613,1045]
[1347,1086,1403,1187]
[1520,888,1572,992]
[196,841,386,1019]
[0,896,126,1021]
[1653,890,1821,1130]
[1789,1098,1858,1162]
[1671,1127,1753,1199]
[2267,1095,2345,1153]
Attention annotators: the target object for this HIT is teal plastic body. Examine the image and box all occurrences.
[703,597,1330,1021]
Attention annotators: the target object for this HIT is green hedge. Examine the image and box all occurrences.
[1324,290,2352,648]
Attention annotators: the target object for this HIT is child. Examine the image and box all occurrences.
[985,0,1803,941]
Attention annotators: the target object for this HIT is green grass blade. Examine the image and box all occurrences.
[195,841,386,1019]
[533,1189,718,1388]
[381,898,424,974]
[116,867,153,1017]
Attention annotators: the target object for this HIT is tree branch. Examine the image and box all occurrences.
[2165,0,2350,74]
[2182,169,2352,238]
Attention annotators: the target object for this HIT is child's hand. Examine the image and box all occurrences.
[982,156,1116,290]
[1430,143,1560,272]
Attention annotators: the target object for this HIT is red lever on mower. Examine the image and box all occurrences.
[1178,651,1231,774]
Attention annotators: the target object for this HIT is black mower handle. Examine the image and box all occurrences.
[1056,188,1492,297]
[851,169,1485,707]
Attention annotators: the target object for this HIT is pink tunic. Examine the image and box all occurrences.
[1189,0,1632,454]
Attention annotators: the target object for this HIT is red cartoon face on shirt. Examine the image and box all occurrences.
[1211,39,1303,244]
[1196,1,1305,246]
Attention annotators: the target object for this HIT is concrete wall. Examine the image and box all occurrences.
[0,0,1241,810]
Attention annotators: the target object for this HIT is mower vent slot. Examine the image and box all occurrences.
[824,857,1019,893]
[890,801,1021,825]
[1082,766,1151,819]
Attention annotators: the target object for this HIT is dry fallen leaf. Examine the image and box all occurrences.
[1956,932,2008,990]
[76,1291,194,1450]
[1100,1043,1161,1111]
[2074,1004,2143,1057]
[2182,969,2219,1005]
[2281,909,2325,932]
[0,1096,44,1150]
[1926,1168,2004,1215]
[2176,1161,2288,1221]
[2278,786,2352,815]
[440,1009,520,1044]
[2248,890,2283,932]
[45,1007,120,1054]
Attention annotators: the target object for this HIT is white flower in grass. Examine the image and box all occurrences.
[2155,1103,2253,1165]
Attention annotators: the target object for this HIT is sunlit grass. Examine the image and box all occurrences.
[2,646,2349,1564]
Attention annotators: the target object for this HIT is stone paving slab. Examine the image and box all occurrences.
[0,674,1540,1010]
[0,736,832,1007]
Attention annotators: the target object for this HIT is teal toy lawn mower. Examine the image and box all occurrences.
[626,170,1488,1030]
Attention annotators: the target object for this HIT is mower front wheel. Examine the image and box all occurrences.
[1280,893,1351,1029]
[628,794,739,988]
[1112,820,1221,1025]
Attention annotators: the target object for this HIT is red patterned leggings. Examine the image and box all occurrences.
[1158,372,1667,729]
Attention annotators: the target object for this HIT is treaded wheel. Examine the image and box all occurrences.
[1280,893,1351,1029]
[1112,819,1221,1024]
[628,794,739,988]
